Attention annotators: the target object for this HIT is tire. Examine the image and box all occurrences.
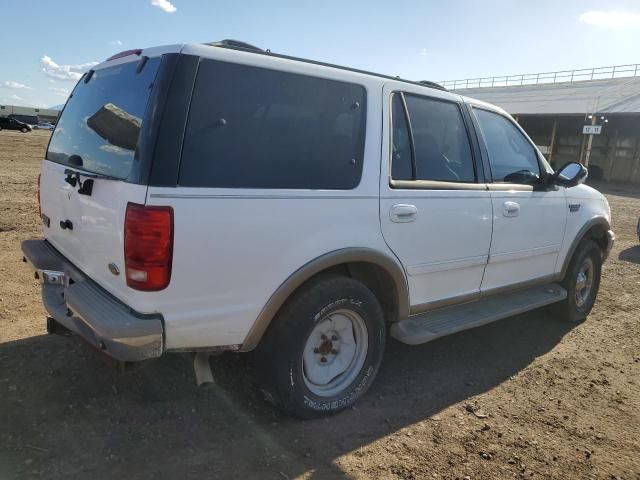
[553,239,602,322]
[254,275,386,419]
[21,127,28,133]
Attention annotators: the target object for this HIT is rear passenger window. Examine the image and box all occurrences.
[474,108,540,184]
[179,60,366,189]
[404,95,475,182]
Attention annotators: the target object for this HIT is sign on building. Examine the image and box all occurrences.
[537,145,551,154]
[583,125,602,135]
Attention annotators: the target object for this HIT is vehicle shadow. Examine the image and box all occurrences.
[1,309,574,480]
[618,245,640,264]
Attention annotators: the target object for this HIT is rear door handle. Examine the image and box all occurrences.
[503,201,520,217]
[390,204,418,223]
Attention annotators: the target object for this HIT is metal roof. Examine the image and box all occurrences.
[455,77,640,115]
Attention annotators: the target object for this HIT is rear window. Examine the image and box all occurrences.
[179,59,366,189]
[46,57,160,180]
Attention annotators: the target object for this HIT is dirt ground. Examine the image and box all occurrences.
[1,130,639,480]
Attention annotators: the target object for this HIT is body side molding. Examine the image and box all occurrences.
[240,247,409,351]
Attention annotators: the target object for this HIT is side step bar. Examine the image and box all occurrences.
[391,283,567,346]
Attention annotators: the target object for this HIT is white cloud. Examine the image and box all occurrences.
[110,40,123,46]
[151,0,176,13]
[100,144,130,156]
[40,55,99,81]
[419,48,428,57]
[579,10,640,28]
[1,81,31,89]
[49,87,70,98]
[9,94,22,101]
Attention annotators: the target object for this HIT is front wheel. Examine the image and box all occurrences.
[254,275,385,418]
[20,127,28,133]
[553,239,602,322]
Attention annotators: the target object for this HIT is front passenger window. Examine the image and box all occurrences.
[474,108,540,184]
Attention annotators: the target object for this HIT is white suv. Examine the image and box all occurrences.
[22,41,614,418]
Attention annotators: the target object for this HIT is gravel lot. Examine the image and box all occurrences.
[1,130,639,479]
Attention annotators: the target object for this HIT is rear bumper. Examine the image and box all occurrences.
[21,239,164,362]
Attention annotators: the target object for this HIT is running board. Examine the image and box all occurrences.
[391,283,567,346]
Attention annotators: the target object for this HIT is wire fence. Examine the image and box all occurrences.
[441,64,640,90]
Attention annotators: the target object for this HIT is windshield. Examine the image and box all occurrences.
[46,57,160,180]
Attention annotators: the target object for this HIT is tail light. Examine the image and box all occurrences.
[37,173,41,217]
[124,203,173,291]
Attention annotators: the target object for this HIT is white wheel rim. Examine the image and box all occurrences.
[575,257,594,308]
[302,309,368,397]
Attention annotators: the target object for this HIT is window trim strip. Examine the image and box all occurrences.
[390,179,488,190]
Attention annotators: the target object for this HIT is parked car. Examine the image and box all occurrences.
[35,122,55,131]
[22,41,615,418]
[0,117,32,133]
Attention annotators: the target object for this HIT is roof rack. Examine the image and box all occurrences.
[203,40,447,92]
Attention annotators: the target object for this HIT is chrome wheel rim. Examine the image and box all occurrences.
[302,309,368,397]
[575,257,594,308]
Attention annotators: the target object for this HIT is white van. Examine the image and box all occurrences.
[23,40,614,418]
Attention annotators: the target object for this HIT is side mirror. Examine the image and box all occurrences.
[553,162,588,187]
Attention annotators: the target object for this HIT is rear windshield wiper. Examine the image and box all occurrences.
[64,167,121,182]
[64,168,121,196]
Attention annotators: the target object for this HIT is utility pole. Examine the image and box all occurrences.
[583,114,597,167]
[548,119,557,167]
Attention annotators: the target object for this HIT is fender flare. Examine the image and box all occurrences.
[240,247,409,351]
[558,216,612,279]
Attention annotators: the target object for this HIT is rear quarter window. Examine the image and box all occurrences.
[179,60,367,189]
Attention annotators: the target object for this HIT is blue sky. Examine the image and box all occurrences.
[1,0,640,108]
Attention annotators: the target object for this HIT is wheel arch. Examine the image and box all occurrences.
[240,247,409,351]
[559,217,612,279]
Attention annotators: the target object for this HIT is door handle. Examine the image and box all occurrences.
[390,204,418,223]
[503,201,520,217]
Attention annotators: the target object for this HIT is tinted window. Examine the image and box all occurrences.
[46,57,160,179]
[179,60,366,189]
[404,94,475,182]
[474,108,540,184]
[391,94,412,180]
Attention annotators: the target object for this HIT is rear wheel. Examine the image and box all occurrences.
[553,239,602,322]
[254,275,385,418]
